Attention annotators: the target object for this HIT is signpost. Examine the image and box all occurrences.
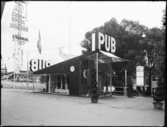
[10,1,28,84]
[136,66,144,87]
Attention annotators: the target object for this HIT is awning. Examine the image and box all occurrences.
[99,50,129,62]
[33,50,129,74]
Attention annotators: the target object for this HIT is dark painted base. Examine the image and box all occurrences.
[153,102,163,109]
[91,97,98,103]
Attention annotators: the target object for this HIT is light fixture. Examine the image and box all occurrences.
[142,32,146,38]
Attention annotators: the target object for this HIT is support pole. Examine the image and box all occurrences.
[96,52,98,86]
[110,59,112,97]
[13,39,16,89]
[27,51,29,91]
[124,69,127,96]
[48,74,51,93]
[69,18,71,54]
[37,76,39,92]
[33,75,34,92]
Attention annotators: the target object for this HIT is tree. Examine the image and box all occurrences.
[80,18,146,75]
[40,75,47,83]
[80,17,165,96]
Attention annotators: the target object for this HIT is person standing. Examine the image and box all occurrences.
[127,75,133,98]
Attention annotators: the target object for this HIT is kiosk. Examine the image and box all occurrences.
[33,32,129,97]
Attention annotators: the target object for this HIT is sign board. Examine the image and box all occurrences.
[29,59,52,72]
[10,1,28,32]
[92,32,116,53]
[136,66,144,86]
[10,1,28,74]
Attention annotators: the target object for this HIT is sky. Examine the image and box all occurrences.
[1,1,166,72]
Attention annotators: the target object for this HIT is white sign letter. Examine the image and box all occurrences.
[98,32,104,50]
[45,60,52,68]
[105,35,110,52]
[92,33,95,51]
[111,37,116,53]
[30,59,38,72]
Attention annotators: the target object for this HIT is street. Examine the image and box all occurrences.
[1,88,165,126]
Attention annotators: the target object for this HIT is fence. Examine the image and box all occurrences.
[1,80,46,92]
[112,86,140,96]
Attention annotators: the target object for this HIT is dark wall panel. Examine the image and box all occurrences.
[69,73,79,96]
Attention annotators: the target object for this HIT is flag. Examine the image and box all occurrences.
[4,65,7,75]
[37,30,42,54]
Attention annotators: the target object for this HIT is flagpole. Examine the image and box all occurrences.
[37,28,41,92]
[37,51,39,92]
[69,18,71,54]
[27,51,29,91]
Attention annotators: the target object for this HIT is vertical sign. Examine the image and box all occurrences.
[136,66,144,86]
[10,1,28,74]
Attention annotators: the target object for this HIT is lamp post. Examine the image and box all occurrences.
[142,31,156,96]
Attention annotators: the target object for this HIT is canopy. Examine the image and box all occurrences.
[99,50,129,62]
[33,50,129,74]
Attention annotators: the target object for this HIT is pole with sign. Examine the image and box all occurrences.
[136,66,144,87]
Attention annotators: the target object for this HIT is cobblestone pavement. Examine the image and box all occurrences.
[1,88,165,126]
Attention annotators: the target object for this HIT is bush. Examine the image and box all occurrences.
[153,81,165,103]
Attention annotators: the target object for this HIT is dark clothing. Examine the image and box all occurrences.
[127,77,133,97]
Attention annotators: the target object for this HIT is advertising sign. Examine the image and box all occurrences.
[136,66,144,86]
[10,1,28,32]
[29,59,52,72]
[12,34,28,45]
[10,1,28,74]
[92,32,116,53]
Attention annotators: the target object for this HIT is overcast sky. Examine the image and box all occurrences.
[1,1,166,72]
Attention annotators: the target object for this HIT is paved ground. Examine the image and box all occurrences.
[1,87,165,126]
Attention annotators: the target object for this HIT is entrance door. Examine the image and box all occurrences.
[69,73,79,96]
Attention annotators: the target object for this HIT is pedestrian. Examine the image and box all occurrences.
[127,75,133,98]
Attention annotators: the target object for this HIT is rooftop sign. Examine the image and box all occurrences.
[29,59,52,72]
[92,32,116,53]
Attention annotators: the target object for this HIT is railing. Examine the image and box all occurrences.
[113,86,140,96]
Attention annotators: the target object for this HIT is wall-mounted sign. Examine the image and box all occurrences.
[29,59,52,72]
[136,66,144,86]
[70,66,75,72]
[92,32,116,53]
